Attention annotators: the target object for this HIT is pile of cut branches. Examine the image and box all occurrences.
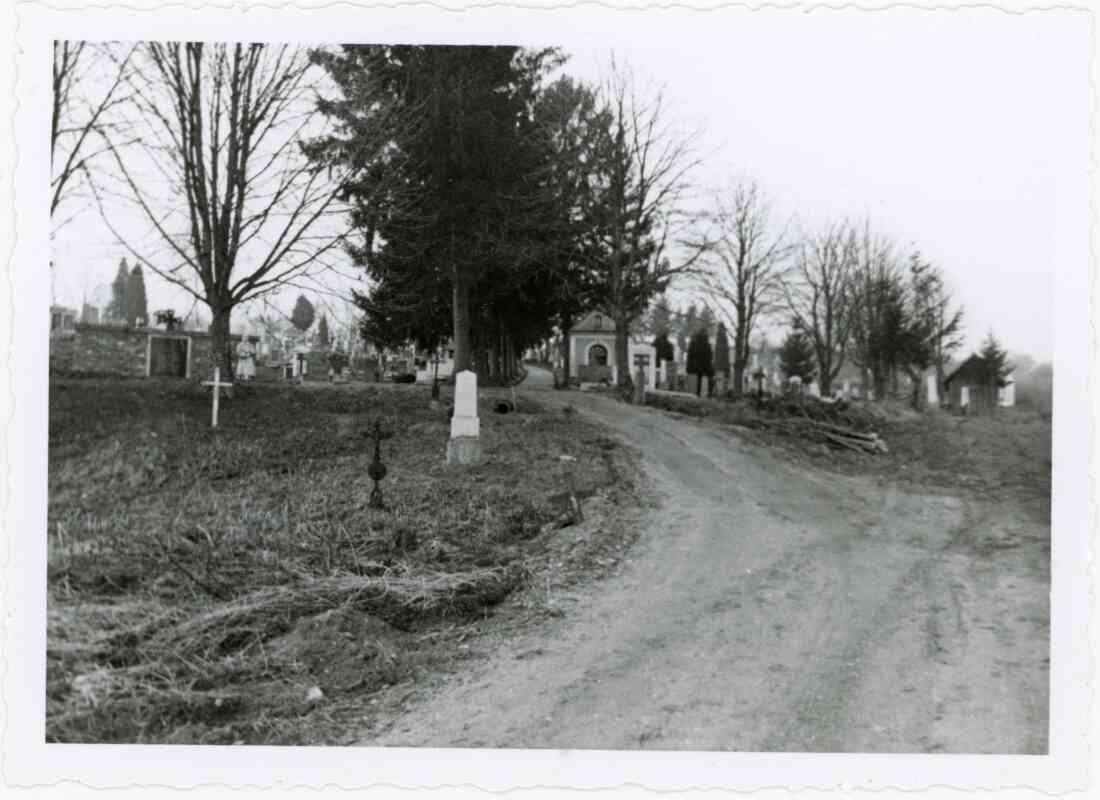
[752,416,888,454]
[752,394,883,432]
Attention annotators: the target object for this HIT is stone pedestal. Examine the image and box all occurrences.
[447,370,481,465]
[447,435,482,465]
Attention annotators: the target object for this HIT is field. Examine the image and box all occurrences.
[46,378,644,744]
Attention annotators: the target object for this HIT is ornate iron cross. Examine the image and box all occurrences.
[364,417,394,509]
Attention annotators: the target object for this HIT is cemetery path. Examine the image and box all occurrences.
[364,375,1049,753]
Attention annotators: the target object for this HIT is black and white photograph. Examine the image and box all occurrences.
[3,1,1094,795]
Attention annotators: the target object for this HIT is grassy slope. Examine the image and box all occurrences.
[46,378,643,744]
[644,391,1051,522]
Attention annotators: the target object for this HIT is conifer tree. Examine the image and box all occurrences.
[713,322,731,384]
[125,264,148,327]
[291,295,316,333]
[779,329,816,384]
[317,314,331,347]
[108,258,129,322]
[978,330,1012,413]
[652,331,675,365]
[686,328,714,396]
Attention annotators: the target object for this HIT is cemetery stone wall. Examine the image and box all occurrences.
[49,324,147,377]
[48,323,241,379]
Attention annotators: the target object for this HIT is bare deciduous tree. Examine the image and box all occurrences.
[595,63,707,390]
[691,179,791,394]
[847,222,904,399]
[51,41,134,223]
[90,42,396,376]
[783,222,858,395]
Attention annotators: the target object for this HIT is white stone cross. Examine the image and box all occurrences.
[203,367,232,428]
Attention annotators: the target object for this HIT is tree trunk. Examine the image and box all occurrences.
[208,302,234,380]
[873,365,889,402]
[474,346,488,380]
[906,367,925,411]
[614,316,630,390]
[732,361,746,397]
[452,279,471,373]
[561,320,573,386]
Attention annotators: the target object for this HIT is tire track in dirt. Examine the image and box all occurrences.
[361,383,1049,753]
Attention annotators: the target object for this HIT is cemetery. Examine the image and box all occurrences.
[45,375,644,744]
[37,34,1057,756]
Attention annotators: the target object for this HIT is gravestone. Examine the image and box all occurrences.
[664,361,678,391]
[446,370,481,465]
[808,380,821,398]
[633,367,646,404]
[926,373,939,406]
[960,385,970,411]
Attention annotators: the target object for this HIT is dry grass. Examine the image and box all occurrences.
[644,389,1051,517]
[47,377,641,744]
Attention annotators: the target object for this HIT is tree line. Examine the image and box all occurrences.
[53,40,987,400]
[641,183,974,407]
[306,45,704,385]
[54,41,702,382]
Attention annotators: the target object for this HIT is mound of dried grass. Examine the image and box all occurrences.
[144,565,527,660]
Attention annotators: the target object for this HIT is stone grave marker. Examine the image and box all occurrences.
[926,373,939,406]
[664,361,678,391]
[447,370,481,465]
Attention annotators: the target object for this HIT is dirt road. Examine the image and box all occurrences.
[365,370,1049,753]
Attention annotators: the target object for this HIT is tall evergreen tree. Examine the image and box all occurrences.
[309,45,563,379]
[291,295,315,333]
[533,76,612,380]
[713,322,730,381]
[125,264,148,327]
[108,258,129,322]
[317,314,331,347]
[686,328,714,396]
[978,331,1012,413]
[652,331,675,365]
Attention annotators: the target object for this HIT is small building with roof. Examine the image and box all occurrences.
[944,354,1016,412]
[568,310,656,390]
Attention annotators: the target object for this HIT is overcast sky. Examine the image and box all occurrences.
[51,9,1089,361]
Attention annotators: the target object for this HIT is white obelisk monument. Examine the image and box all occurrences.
[447,370,481,465]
